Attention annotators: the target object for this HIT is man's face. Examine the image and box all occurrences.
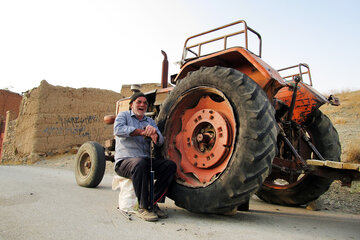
[131,96,148,118]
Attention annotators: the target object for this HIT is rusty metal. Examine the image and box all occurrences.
[272,157,303,173]
[286,76,301,122]
[275,81,328,124]
[263,120,314,190]
[328,94,340,106]
[279,131,308,169]
[173,47,286,99]
[171,20,288,101]
[178,103,230,170]
[309,166,360,187]
[164,88,236,187]
[299,127,325,160]
[181,20,262,64]
[306,160,360,186]
[275,63,338,124]
[79,154,91,176]
[278,63,313,86]
[161,50,168,89]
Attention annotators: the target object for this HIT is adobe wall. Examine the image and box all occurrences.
[120,83,163,97]
[13,80,122,158]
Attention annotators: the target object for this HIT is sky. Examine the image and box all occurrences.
[1,0,359,95]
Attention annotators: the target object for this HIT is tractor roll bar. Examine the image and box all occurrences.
[181,20,262,64]
[278,63,313,86]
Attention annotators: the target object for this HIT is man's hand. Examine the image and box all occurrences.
[143,125,157,137]
[144,125,158,143]
[130,126,158,143]
[130,128,144,136]
[150,133,158,144]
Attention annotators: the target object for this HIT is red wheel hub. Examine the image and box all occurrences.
[166,91,236,187]
[177,108,230,169]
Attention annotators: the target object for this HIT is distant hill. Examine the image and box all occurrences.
[320,90,360,163]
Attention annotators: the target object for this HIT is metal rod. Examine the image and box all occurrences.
[280,132,308,168]
[186,30,246,50]
[299,128,325,160]
[181,20,262,63]
[277,63,312,86]
[287,76,301,122]
[278,123,309,169]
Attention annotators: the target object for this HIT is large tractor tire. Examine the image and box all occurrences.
[256,110,341,205]
[156,66,278,214]
[75,141,106,188]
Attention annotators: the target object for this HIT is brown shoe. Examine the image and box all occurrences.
[136,208,158,222]
[154,204,168,219]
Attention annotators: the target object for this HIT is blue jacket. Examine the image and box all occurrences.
[113,110,164,164]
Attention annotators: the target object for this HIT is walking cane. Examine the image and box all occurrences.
[149,141,155,211]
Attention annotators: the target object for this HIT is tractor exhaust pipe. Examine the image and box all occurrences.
[161,50,168,89]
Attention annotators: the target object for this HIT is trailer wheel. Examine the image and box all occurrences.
[156,66,277,214]
[256,110,341,205]
[75,141,106,188]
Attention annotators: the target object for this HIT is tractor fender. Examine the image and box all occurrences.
[275,81,329,124]
[173,47,286,99]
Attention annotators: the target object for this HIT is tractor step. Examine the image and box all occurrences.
[306,159,360,187]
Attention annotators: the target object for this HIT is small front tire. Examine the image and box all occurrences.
[75,141,106,188]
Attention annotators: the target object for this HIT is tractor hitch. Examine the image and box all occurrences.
[327,94,340,106]
[307,160,360,187]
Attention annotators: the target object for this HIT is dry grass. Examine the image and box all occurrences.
[321,90,360,125]
[343,140,360,164]
[338,90,360,113]
[332,117,347,125]
[321,90,360,165]
[322,90,360,110]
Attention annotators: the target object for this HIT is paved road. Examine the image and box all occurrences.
[1,165,359,240]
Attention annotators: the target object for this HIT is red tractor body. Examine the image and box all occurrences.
[75,20,360,213]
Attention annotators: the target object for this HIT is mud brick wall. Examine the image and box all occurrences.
[120,83,163,97]
[14,80,122,156]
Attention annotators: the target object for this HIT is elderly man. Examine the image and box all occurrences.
[114,92,176,222]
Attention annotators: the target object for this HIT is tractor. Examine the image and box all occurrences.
[74,20,360,214]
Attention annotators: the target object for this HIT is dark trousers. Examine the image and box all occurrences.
[115,157,176,210]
